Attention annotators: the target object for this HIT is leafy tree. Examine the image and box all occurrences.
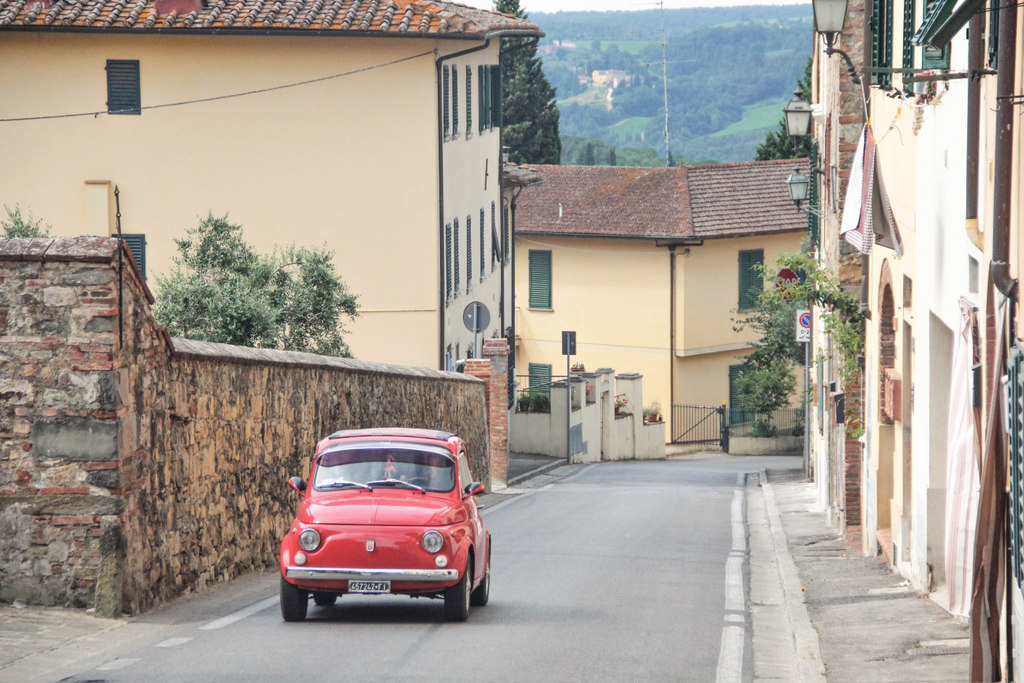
[497,0,561,164]
[1,205,52,237]
[755,56,814,161]
[154,214,358,357]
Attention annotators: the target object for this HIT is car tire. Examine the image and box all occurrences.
[444,558,472,622]
[312,592,337,607]
[470,546,490,607]
[280,576,309,622]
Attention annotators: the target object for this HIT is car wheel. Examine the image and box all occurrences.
[470,547,490,607]
[443,558,472,622]
[312,592,337,607]
[280,576,309,622]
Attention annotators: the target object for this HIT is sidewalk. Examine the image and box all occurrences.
[750,467,970,682]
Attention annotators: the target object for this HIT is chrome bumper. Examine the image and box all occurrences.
[285,567,459,582]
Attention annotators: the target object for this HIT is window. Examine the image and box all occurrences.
[903,0,915,71]
[106,60,141,115]
[452,66,459,137]
[443,65,450,138]
[121,233,146,278]
[491,202,500,270]
[528,363,552,396]
[445,222,452,299]
[466,66,473,137]
[479,208,485,280]
[466,214,472,290]
[871,0,894,88]
[738,249,764,311]
[453,217,460,293]
[478,65,487,133]
[489,64,502,128]
[528,249,552,309]
[920,0,950,68]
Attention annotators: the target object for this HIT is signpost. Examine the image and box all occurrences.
[562,331,576,461]
[796,309,812,342]
[795,308,811,477]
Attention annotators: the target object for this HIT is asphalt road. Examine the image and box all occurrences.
[44,454,800,683]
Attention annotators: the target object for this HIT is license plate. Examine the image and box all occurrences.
[349,580,390,594]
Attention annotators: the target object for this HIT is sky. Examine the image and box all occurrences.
[462,0,808,16]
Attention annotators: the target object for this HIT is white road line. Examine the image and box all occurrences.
[198,596,278,631]
[96,658,140,671]
[716,488,747,682]
[156,637,193,648]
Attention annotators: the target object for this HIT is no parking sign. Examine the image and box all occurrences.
[796,309,811,343]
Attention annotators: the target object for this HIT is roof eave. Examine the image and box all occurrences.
[0,25,543,39]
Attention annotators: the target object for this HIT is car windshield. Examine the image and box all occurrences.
[313,443,456,493]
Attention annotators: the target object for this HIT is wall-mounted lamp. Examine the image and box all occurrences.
[783,90,813,138]
[812,0,861,85]
[786,166,825,209]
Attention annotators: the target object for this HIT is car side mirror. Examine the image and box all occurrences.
[288,476,307,493]
[464,482,485,497]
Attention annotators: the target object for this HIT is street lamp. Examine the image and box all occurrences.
[783,91,812,139]
[811,0,861,85]
[786,168,810,208]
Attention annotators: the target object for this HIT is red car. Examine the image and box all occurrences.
[279,428,491,622]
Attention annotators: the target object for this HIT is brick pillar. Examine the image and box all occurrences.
[483,339,510,488]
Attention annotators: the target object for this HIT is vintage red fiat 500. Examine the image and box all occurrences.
[279,428,491,622]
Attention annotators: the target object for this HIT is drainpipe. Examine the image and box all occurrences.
[669,246,676,427]
[435,38,493,369]
[964,12,984,249]
[991,0,1019,300]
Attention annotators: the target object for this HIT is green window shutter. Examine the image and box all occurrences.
[479,208,485,280]
[445,222,452,299]
[871,0,894,88]
[478,65,486,133]
[728,364,746,424]
[106,60,141,115]
[738,249,764,311]
[1008,348,1024,588]
[988,0,998,69]
[491,202,500,270]
[466,214,472,289]
[443,65,450,138]
[903,0,916,70]
[452,67,459,136]
[502,202,510,265]
[490,65,502,128]
[528,250,552,309]
[454,217,460,292]
[807,144,820,245]
[920,0,950,68]
[528,363,553,396]
[466,66,472,136]
[121,233,146,278]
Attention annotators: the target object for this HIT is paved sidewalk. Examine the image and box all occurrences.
[750,468,970,682]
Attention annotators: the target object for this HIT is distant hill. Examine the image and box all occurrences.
[532,5,812,165]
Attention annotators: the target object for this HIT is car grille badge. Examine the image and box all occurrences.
[366,539,375,552]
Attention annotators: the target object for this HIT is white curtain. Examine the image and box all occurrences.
[945,302,980,616]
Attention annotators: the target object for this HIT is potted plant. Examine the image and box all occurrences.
[614,395,628,415]
[643,402,661,423]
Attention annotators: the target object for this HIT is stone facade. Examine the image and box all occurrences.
[0,237,494,616]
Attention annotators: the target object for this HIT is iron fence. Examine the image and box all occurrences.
[728,406,804,437]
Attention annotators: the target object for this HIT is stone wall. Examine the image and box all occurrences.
[0,237,490,615]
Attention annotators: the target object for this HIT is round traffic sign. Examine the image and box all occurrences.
[777,267,799,287]
[462,301,490,333]
[799,312,812,328]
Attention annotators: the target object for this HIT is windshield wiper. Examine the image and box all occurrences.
[319,480,372,490]
[364,478,426,493]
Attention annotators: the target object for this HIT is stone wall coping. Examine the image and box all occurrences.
[170,337,481,383]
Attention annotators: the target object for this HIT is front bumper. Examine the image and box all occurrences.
[284,567,459,582]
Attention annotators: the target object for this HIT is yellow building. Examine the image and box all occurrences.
[512,161,806,441]
[0,0,541,369]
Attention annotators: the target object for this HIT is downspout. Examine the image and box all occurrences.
[507,184,526,407]
[669,246,676,430]
[964,12,984,249]
[991,0,1018,300]
[436,38,493,369]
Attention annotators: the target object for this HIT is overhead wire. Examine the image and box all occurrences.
[0,49,434,123]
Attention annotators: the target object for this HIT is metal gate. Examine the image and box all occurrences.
[671,404,728,451]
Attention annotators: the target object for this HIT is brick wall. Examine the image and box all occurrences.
[0,237,493,615]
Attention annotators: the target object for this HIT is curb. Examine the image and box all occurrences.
[760,469,826,681]
[507,459,565,486]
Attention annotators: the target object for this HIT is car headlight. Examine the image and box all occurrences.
[422,530,444,553]
[298,528,321,551]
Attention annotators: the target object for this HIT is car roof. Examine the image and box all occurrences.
[316,428,459,454]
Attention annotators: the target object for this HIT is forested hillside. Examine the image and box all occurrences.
[532,5,812,164]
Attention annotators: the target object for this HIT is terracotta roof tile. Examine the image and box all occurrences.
[515,164,695,240]
[0,0,541,35]
[686,158,808,239]
[515,160,808,241]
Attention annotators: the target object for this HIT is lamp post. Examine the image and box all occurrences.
[811,0,861,85]
[783,91,813,139]
[786,168,811,209]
